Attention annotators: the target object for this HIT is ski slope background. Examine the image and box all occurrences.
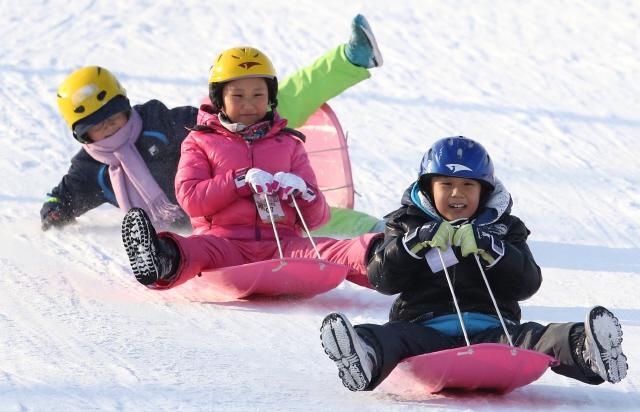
[1,0,639,410]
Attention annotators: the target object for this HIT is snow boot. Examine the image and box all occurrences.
[320,312,377,391]
[345,14,383,69]
[583,306,628,383]
[122,207,181,286]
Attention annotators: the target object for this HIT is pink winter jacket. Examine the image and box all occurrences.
[175,104,330,239]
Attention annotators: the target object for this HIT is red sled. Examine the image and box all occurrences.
[383,343,559,395]
[198,258,352,299]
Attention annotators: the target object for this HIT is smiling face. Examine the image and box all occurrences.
[221,77,269,126]
[431,175,482,221]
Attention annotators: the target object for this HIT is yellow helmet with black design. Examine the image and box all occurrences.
[57,66,131,142]
[208,47,278,110]
[208,47,276,83]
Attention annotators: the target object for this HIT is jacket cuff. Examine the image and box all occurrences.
[233,168,253,197]
[288,181,318,207]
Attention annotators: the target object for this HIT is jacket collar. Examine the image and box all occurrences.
[196,103,288,141]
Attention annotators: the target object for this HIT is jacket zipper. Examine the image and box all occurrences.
[247,140,261,241]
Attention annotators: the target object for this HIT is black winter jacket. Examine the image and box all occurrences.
[46,100,197,222]
[367,180,542,324]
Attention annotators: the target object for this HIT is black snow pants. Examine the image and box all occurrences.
[355,319,605,390]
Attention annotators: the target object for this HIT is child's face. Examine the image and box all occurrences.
[222,77,269,126]
[86,111,128,142]
[431,176,482,221]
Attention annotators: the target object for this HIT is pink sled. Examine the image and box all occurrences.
[384,343,559,395]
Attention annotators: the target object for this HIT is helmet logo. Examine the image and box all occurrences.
[446,163,473,173]
[238,62,262,70]
[71,84,99,106]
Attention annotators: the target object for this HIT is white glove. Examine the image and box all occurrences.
[245,168,274,195]
[272,172,318,205]
[272,172,307,200]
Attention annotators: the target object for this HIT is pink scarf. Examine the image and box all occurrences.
[83,109,183,229]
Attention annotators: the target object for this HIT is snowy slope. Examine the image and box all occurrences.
[1,0,639,410]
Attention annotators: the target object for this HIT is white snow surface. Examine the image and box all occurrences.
[1,0,639,410]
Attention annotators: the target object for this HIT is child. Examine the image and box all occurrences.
[320,136,628,391]
[121,46,383,290]
[42,15,383,232]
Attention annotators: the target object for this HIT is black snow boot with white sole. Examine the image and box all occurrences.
[583,306,628,384]
[320,312,377,391]
[122,207,180,286]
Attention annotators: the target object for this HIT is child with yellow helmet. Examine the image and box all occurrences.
[42,15,383,232]
[120,43,385,291]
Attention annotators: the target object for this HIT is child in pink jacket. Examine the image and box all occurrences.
[121,46,382,290]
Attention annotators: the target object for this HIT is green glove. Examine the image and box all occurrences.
[453,224,504,266]
[403,221,454,259]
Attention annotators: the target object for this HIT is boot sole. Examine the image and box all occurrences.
[122,208,159,285]
[320,313,370,391]
[585,306,628,383]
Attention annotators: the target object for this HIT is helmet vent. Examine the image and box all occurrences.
[485,156,490,166]
[74,106,85,113]
[97,91,107,101]
[468,141,475,148]
[447,138,453,146]
[457,148,463,159]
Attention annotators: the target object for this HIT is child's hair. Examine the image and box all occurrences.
[207,47,279,110]
[417,136,495,210]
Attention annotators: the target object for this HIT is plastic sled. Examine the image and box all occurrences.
[198,257,353,299]
[384,343,559,395]
[298,103,355,210]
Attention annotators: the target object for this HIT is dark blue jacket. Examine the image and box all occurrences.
[46,100,197,223]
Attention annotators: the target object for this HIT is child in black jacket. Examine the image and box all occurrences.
[320,136,628,391]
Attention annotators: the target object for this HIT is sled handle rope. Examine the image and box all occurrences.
[263,193,284,259]
[473,253,515,347]
[437,248,471,346]
[290,196,322,259]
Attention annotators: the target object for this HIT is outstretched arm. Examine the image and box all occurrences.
[41,150,113,230]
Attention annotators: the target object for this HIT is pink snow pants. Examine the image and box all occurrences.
[154,232,382,290]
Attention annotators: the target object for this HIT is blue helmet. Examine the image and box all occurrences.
[418,136,495,192]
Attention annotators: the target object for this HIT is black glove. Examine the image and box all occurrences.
[40,199,75,231]
[402,221,454,259]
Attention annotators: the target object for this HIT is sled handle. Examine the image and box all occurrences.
[437,248,471,346]
[290,196,322,259]
[474,254,515,347]
[263,193,284,259]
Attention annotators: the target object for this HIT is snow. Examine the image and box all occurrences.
[1,0,639,410]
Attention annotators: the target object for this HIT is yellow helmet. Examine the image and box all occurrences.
[208,47,276,84]
[208,47,278,110]
[57,66,127,130]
